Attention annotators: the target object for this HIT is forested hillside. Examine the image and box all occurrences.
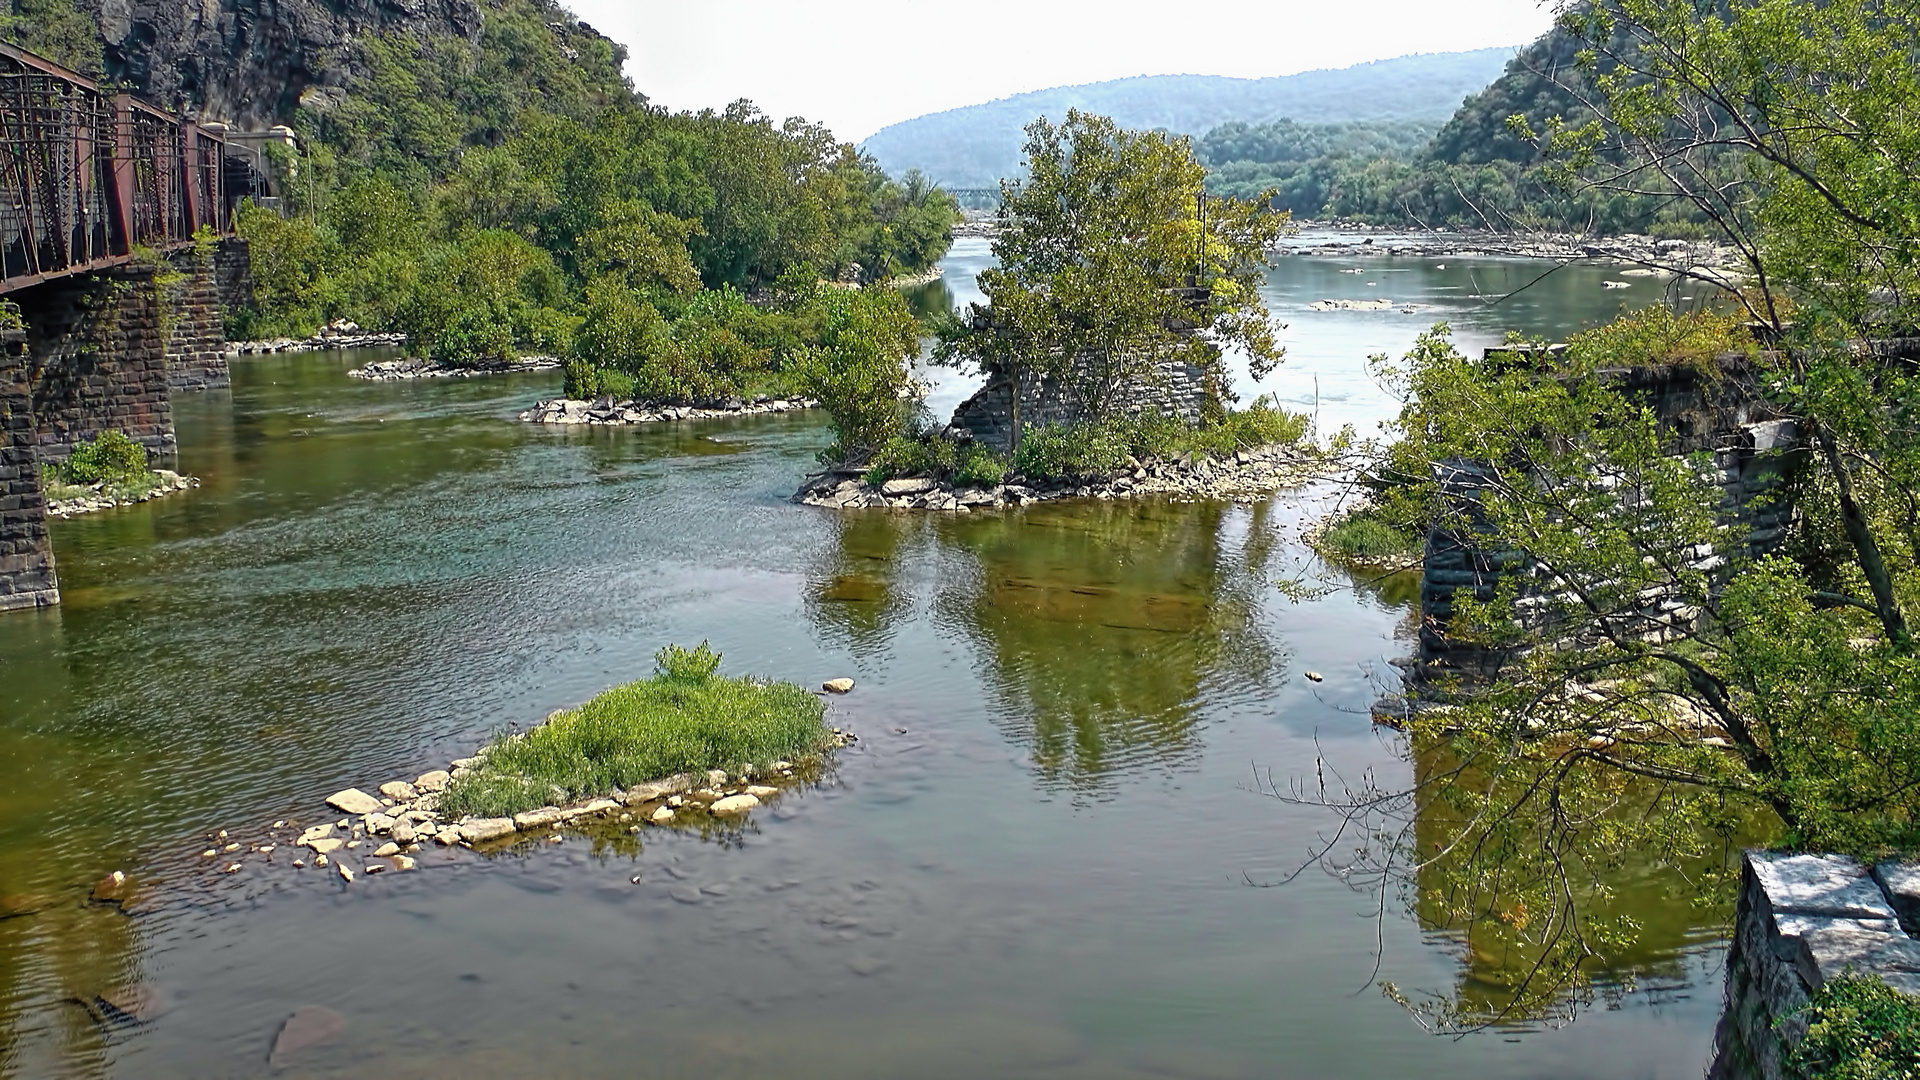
[861,49,1514,188]
[2,0,959,401]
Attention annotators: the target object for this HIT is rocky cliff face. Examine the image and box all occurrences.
[81,0,483,128]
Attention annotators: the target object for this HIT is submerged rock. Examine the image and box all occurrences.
[271,1005,346,1063]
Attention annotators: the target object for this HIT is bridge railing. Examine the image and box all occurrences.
[0,42,227,293]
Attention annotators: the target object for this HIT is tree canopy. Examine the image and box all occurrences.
[937,111,1287,449]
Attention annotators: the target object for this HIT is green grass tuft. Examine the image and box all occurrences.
[1317,510,1420,563]
[438,643,830,818]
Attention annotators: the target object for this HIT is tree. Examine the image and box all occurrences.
[1307,0,1920,1026]
[936,111,1287,451]
[792,287,922,462]
[1,0,101,76]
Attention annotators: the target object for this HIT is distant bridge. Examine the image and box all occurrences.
[0,41,231,294]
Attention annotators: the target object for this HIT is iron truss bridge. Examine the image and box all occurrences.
[0,41,231,294]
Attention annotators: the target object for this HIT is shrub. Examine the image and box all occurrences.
[1789,974,1920,1080]
[437,643,829,819]
[953,443,1008,486]
[1014,421,1130,480]
[792,287,922,461]
[58,431,149,486]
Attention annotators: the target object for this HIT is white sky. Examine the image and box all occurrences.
[565,0,1555,143]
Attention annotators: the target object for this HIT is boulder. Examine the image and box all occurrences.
[745,785,778,798]
[378,781,417,802]
[297,824,334,845]
[90,871,134,905]
[414,770,452,793]
[307,838,343,854]
[651,806,676,823]
[513,807,566,830]
[823,678,855,694]
[325,789,384,815]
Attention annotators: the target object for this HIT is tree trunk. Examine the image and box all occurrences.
[1818,428,1912,651]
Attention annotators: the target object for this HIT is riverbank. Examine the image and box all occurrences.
[349,356,563,381]
[1278,223,1750,281]
[793,442,1318,510]
[44,470,195,518]
[228,320,407,355]
[520,395,820,425]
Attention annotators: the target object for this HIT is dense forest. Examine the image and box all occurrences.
[4,0,959,395]
[1194,14,1720,234]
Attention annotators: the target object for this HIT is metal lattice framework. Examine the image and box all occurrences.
[0,41,228,294]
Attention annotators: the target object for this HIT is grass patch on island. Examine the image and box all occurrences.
[439,643,830,819]
[1314,507,1421,564]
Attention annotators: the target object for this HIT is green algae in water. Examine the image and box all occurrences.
[439,643,829,818]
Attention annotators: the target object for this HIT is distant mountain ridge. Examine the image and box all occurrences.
[860,47,1519,189]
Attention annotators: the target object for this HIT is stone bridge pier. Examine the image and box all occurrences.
[0,240,246,612]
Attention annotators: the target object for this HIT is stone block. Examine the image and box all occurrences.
[1749,852,1897,921]
[1873,861,1920,931]
[1792,924,1920,993]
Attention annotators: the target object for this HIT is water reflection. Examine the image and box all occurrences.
[809,499,1286,789]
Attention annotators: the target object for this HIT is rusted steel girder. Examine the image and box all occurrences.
[0,41,228,295]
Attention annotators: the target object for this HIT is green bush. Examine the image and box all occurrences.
[58,431,149,486]
[1014,421,1131,480]
[953,443,1009,486]
[1789,974,1920,1080]
[438,642,830,819]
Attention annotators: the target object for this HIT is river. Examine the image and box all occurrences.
[0,239,1728,1077]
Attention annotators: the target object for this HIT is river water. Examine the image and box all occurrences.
[0,240,1727,1078]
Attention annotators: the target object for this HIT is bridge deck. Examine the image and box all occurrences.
[0,42,229,295]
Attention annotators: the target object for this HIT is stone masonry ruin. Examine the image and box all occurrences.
[1412,353,1800,686]
[0,240,248,611]
[1711,851,1920,1079]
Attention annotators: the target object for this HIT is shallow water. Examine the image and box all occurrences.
[0,249,1726,1078]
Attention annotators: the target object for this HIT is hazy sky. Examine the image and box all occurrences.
[565,0,1553,143]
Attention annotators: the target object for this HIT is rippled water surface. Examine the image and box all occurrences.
[0,247,1724,1078]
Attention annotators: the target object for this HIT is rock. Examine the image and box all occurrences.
[0,894,49,920]
[391,823,416,844]
[880,477,937,496]
[669,885,703,904]
[414,770,451,792]
[307,838,343,854]
[433,828,462,846]
[450,757,480,770]
[823,677,855,694]
[337,862,354,883]
[297,824,334,844]
[94,983,172,1023]
[364,813,396,834]
[651,806,676,824]
[313,854,328,867]
[390,855,416,871]
[90,871,133,905]
[372,843,400,858]
[513,807,566,830]
[705,769,730,786]
[325,789,384,815]
[271,1005,346,1063]
[1304,671,1324,682]
[378,781,417,802]
[457,818,517,843]
[625,774,695,802]
[745,785,778,798]
[710,794,760,815]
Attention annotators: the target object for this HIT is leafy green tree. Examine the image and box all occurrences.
[1,0,101,76]
[792,287,923,461]
[938,111,1286,450]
